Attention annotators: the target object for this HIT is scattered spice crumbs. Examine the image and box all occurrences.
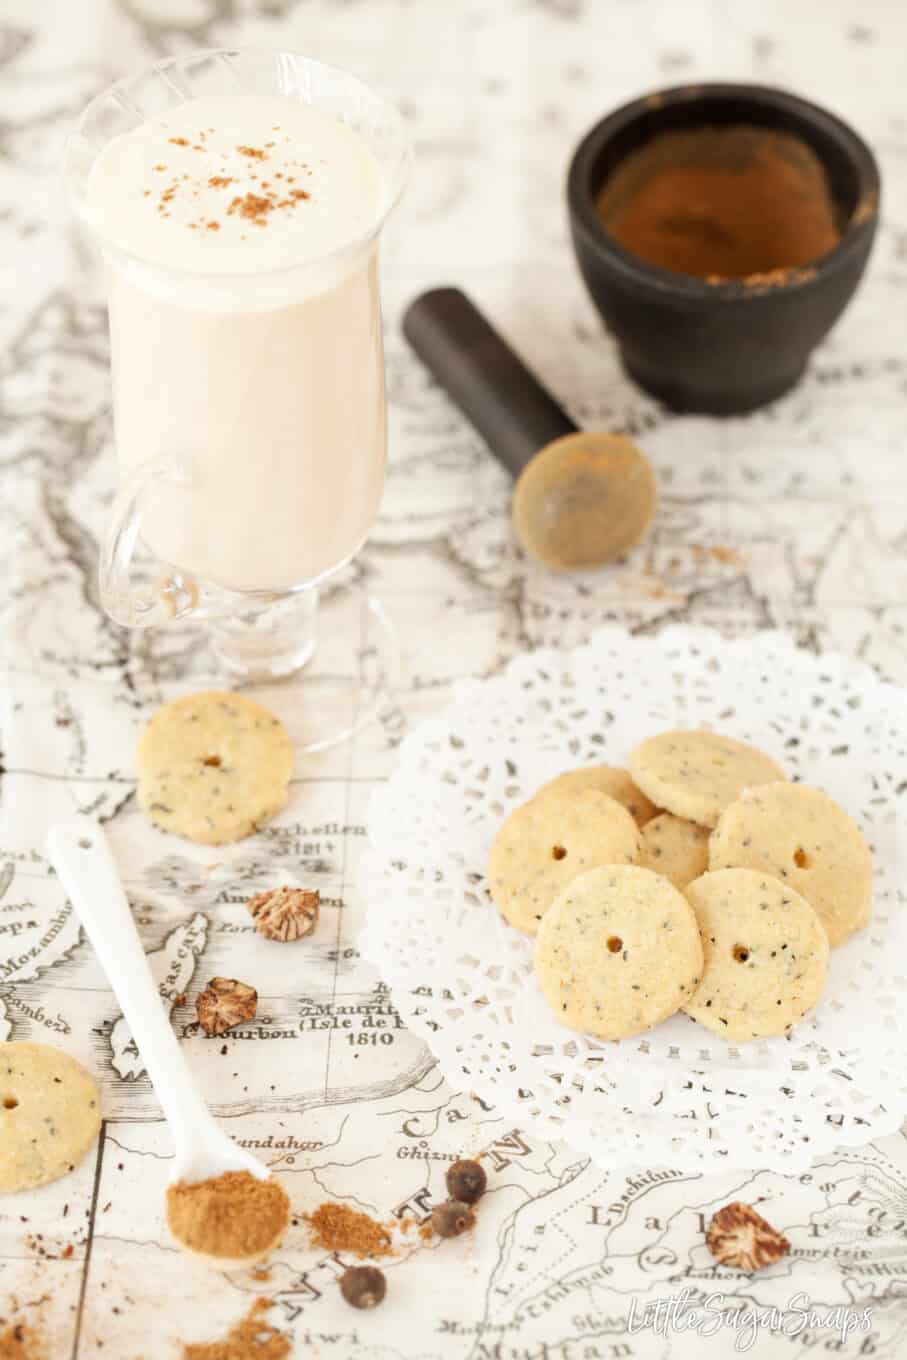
[168,137,189,147]
[0,1322,47,1360]
[691,544,744,567]
[236,145,266,160]
[181,1299,289,1360]
[305,1203,395,1258]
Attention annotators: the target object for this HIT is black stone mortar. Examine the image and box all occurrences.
[567,82,880,414]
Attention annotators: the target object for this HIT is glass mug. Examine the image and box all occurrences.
[64,49,410,701]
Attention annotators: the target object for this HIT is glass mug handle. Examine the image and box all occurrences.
[100,454,206,628]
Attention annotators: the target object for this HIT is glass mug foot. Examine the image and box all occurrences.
[209,587,400,754]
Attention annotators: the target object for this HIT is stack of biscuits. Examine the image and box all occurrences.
[487,730,872,1044]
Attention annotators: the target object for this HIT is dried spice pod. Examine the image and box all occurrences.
[339,1265,387,1310]
[706,1201,790,1271]
[247,886,320,942]
[431,1199,476,1239]
[196,976,258,1037]
[446,1159,487,1205]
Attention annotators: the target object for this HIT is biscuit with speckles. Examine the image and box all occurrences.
[630,730,785,829]
[682,869,829,1041]
[639,813,710,890]
[488,789,641,934]
[709,782,872,947]
[534,765,659,826]
[137,691,293,845]
[0,1042,101,1193]
[534,865,703,1040]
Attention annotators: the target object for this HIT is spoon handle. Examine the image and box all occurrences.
[402,286,577,479]
[46,815,210,1158]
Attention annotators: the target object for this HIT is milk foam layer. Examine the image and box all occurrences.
[85,94,385,276]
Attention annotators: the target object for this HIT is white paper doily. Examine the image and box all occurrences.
[360,626,907,1172]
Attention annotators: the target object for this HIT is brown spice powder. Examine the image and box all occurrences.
[305,1203,394,1257]
[236,145,267,160]
[0,1324,46,1360]
[227,193,274,226]
[166,1171,289,1261]
[596,125,840,280]
[182,1299,289,1360]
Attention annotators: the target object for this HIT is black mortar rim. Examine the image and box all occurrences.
[567,81,881,304]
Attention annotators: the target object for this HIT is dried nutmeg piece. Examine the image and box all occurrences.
[446,1159,487,1205]
[431,1199,476,1239]
[196,976,258,1037]
[247,886,320,942]
[706,1201,790,1271]
[339,1264,386,1310]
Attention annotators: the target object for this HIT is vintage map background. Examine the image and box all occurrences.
[2,0,907,1355]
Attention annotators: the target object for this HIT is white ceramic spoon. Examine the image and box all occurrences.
[46,814,286,1265]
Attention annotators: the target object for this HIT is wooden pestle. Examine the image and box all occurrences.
[402,287,656,570]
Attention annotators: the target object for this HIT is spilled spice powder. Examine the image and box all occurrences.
[0,1324,46,1360]
[166,1170,290,1261]
[182,1299,289,1360]
[305,1203,394,1258]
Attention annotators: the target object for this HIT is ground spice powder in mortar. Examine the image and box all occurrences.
[305,1203,394,1257]
[166,1170,290,1261]
[595,124,841,280]
[182,1299,290,1360]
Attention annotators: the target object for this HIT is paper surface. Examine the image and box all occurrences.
[1,0,907,1355]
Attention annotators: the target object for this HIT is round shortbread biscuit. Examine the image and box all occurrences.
[629,729,785,829]
[682,869,829,1042]
[534,765,659,826]
[137,691,294,845]
[0,1042,101,1193]
[534,865,703,1040]
[639,812,710,890]
[709,782,872,947]
[488,789,641,935]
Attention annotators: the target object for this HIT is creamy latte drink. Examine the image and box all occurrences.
[85,94,387,591]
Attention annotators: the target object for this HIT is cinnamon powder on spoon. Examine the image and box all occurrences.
[166,1170,289,1261]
